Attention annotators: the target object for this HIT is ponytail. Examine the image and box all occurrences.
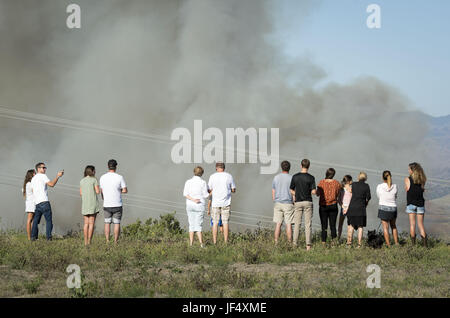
[382,170,392,188]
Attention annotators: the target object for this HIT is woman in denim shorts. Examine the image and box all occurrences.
[404,162,427,246]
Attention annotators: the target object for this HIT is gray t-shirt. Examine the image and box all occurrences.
[272,173,293,204]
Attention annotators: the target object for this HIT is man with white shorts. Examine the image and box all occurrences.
[99,159,127,243]
[272,160,294,244]
[208,162,236,245]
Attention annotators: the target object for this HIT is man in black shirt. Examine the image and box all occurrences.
[290,159,316,250]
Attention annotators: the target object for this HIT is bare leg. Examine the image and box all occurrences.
[223,223,229,244]
[189,231,194,246]
[88,215,96,244]
[417,214,426,238]
[357,227,363,247]
[26,213,34,241]
[212,222,218,244]
[417,214,427,247]
[196,231,203,245]
[274,223,282,244]
[390,219,399,245]
[113,224,120,243]
[285,223,293,243]
[104,223,110,242]
[83,216,89,246]
[347,225,354,245]
[382,220,390,247]
[408,213,416,243]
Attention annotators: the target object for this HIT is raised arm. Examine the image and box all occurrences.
[47,170,64,188]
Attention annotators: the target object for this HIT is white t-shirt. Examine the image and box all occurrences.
[208,172,236,208]
[183,176,209,210]
[31,173,50,205]
[99,172,127,208]
[376,183,397,207]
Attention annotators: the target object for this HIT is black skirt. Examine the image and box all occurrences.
[347,216,366,229]
[378,208,397,221]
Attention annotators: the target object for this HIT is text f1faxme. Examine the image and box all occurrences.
[182,302,267,315]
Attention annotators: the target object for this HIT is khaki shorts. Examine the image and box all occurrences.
[211,205,231,224]
[273,202,295,224]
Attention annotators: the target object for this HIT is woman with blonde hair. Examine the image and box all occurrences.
[346,172,371,247]
[405,162,427,246]
[376,170,399,246]
[23,169,36,240]
[337,175,352,240]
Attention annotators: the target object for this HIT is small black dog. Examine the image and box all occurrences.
[367,230,384,248]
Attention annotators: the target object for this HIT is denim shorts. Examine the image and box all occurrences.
[104,206,123,224]
[406,204,425,214]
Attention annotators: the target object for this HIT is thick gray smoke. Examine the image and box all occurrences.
[0,0,439,236]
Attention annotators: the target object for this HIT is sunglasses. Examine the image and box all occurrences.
[40,167,47,169]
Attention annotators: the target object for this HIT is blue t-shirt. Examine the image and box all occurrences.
[272,173,293,204]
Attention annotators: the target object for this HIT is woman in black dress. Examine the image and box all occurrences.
[346,172,371,247]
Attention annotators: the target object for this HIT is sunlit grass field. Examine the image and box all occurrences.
[0,213,448,298]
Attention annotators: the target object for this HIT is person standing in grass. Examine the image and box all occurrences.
[183,166,210,248]
[208,162,236,245]
[376,170,399,247]
[30,162,64,241]
[405,162,427,246]
[290,159,317,251]
[23,169,36,241]
[272,160,294,244]
[337,175,352,240]
[316,168,341,246]
[346,172,371,248]
[80,165,100,246]
[99,159,127,243]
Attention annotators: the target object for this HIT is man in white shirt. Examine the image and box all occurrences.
[99,159,128,243]
[207,162,236,244]
[30,162,64,241]
[183,166,210,247]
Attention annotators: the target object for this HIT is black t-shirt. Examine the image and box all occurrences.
[290,172,316,202]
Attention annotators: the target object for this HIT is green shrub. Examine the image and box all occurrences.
[122,212,185,242]
[23,278,41,294]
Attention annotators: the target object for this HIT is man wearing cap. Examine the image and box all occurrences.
[99,159,127,243]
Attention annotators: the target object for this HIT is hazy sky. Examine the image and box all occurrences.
[276,0,450,117]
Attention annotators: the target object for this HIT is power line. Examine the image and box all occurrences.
[1,106,450,185]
